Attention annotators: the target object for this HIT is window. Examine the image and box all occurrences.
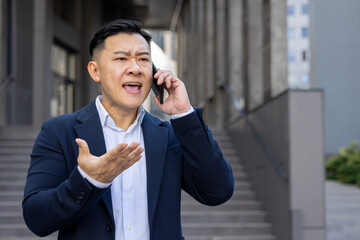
[288,28,295,40]
[300,73,310,88]
[288,51,296,63]
[302,4,309,15]
[302,50,310,61]
[289,75,298,89]
[51,43,76,117]
[302,27,309,38]
[287,5,295,16]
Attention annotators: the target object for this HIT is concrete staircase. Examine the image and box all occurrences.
[0,126,57,240]
[0,126,276,240]
[181,127,276,240]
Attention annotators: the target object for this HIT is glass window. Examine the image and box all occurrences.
[288,51,296,63]
[302,50,310,61]
[51,43,76,117]
[289,75,297,89]
[300,73,310,88]
[302,27,309,38]
[287,5,295,16]
[288,28,295,40]
[302,4,309,15]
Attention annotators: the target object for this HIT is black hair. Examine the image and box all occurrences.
[89,19,152,58]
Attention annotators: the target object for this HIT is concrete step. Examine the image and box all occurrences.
[181,210,267,223]
[182,222,272,236]
[181,200,262,211]
[182,190,257,202]
[185,235,275,240]
[0,224,56,238]
[0,201,21,213]
[0,155,31,162]
[0,148,33,155]
[0,134,38,141]
[0,237,57,240]
[0,191,24,202]
[0,162,30,169]
[0,141,35,148]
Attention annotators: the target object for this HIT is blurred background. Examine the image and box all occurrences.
[0,0,359,240]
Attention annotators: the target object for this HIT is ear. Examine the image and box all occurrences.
[87,61,101,83]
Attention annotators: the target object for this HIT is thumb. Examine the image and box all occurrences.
[75,138,90,156]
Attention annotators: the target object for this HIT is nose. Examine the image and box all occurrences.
[127,59,142,75]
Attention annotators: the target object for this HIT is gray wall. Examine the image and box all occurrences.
[311,0,360,155]
[229,90,325,240]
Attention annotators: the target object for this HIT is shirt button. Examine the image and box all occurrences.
[125,195,130,200]
[106,224,113,232]
[127,225,132,230]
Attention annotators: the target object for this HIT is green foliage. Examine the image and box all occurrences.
[326,142,360,185]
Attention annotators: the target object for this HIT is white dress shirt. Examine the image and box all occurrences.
[78,95,194,239]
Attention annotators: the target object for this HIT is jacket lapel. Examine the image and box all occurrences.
[142,113,168,231]
[73,101,114,220]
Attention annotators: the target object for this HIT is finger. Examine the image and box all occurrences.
[127,146,144,161]
[106,143,128,160]
[153,96,162,109]
[118,142,141,157]
[122,154,143,172]
[164,75,174,89]
[157,72,172,85]
[154,67,160,78]
[76,138,90,156]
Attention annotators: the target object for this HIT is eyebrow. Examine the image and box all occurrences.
[113,51,150,56]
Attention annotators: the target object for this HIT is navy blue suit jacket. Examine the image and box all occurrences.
[23,101,234,240]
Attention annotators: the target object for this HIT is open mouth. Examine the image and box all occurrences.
[122,82,142,93]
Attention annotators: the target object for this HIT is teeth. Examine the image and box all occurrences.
[125,82,141,86]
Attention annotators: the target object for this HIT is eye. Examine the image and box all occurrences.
[139,58,149,62]
[116,57,127,61]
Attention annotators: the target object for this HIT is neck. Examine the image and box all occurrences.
[102,101,139,131]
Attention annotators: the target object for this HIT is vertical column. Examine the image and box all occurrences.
[0,0,5,125]
[188,0,198,105]
[269,0,287,97]
[263,0,287,100]
[78,0,103,109]
[196,0,205,105]
[227,0,244,121]
[214,0,227,126]
[203,0,216,124]
[182,2,192,103]
[32,0,52,125]
[206,0,215,100]
[246,0,264,111]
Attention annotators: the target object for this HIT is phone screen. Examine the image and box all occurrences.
[151,63,164,104]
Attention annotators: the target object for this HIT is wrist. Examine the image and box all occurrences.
[171,106,194,119]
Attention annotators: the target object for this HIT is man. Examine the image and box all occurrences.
[23,19,234,240]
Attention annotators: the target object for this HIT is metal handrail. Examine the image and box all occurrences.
[219,81,288,180]
[0,75,15,93]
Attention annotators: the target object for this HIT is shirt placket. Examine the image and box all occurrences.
[122,130,136,239]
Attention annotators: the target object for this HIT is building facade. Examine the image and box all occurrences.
[287,0,311,89]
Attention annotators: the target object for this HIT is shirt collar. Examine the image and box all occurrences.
[95,95,145,131]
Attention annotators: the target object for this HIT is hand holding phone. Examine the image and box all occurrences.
[151,63,165,104]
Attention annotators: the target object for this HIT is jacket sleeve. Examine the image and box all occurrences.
[170,108,234,206]
[22,119,109,237]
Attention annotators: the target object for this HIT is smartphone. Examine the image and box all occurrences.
[151,63,165,104]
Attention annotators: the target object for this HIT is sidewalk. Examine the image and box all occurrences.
[326,180,360,240]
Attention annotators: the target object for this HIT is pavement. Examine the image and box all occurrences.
[326,180,360,240]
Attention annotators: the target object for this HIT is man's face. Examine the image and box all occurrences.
[90,33,152,112]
